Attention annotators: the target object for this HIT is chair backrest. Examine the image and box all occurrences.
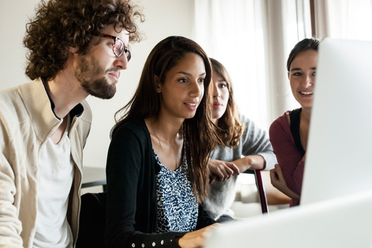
[76,192,107,248]
[244,169,268,214]
[254,170,268,213]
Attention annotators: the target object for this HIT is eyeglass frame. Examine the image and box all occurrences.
[101,33,131,61]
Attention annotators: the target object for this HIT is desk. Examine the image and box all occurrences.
[82,166,106,191]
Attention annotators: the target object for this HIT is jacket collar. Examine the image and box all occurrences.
[18,78,84,142]
[40,77,84,119]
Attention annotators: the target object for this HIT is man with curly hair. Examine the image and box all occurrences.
[0,0,143,247]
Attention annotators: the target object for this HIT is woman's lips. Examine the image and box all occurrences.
[213,102,222,108]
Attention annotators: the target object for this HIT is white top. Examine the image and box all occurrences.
[33,116,74,248]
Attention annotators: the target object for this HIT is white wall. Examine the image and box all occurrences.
[0,0,195,169]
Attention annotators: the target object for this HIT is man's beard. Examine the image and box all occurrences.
[75,55,117,99]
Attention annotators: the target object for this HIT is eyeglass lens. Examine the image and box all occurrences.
[114,38,131,61]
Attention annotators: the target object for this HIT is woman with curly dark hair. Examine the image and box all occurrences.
[0,0,143,247]
[203,58,277,222]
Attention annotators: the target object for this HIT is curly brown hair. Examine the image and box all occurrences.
[23,0,144,81]
[210,58,244,148]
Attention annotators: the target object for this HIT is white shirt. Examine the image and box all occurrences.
[33,117,74,248]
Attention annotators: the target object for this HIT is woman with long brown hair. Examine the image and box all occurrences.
[203,58,277,222]
[105,36,218,248]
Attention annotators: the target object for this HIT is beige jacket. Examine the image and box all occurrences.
[0,79,92,248]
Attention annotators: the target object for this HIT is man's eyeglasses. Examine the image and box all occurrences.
[101,33,131,61]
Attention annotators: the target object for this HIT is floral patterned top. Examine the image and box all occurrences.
[153,148,198,233]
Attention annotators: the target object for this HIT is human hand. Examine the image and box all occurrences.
[270,164,288,192]
[208,159,240,182]
[177,224,218,248]
[270,164,300,200]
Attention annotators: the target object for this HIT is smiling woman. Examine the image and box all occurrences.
[156,52,206,122]
[269,38,320,207]
[105,36,220,248]
[288,49,317,110]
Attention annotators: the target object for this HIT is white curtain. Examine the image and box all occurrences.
[193,0,311,130]
[314,0,372,40]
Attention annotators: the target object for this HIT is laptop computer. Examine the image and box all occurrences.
[203,38,372,248]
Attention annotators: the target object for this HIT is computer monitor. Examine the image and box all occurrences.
[301,37,372,205]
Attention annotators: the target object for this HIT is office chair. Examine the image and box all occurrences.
[76,192,106,248]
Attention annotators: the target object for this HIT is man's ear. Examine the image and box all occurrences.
[154,76,161,93]
[69,46,79,54]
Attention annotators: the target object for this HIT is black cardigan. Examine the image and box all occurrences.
[104,118,215,248]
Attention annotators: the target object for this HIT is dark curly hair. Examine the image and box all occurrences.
[23,0,144,81]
